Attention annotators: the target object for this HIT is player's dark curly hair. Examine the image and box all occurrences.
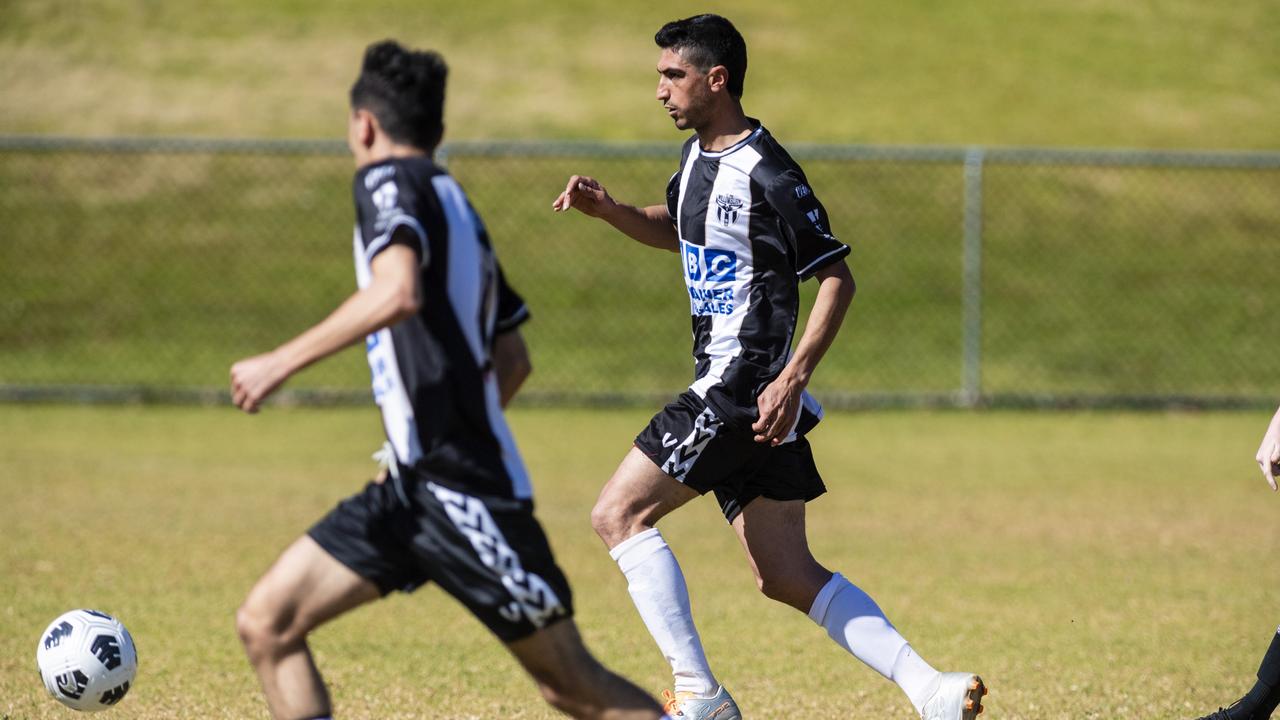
[350,40,448,151]
[654,14,748,99]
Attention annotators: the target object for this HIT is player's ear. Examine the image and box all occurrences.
[352,108,376,149]
[706,65,729,94]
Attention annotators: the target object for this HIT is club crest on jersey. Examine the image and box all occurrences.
[715,194,744,225]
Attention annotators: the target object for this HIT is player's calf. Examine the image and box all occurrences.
[509,620,668,719]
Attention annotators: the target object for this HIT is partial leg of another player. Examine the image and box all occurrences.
[591,447,739,717]
[1196,627,1280,720]
[732,497,986,719]
[507,619,671,719]
[236,535,381,720]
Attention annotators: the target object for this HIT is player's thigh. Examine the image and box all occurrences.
[242,535,381,636]
[595,446,699,529]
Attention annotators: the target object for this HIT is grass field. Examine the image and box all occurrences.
[2,404,1278,718]
[2,1,1278,148]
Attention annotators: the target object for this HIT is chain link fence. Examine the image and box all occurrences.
[1,136,1278,408]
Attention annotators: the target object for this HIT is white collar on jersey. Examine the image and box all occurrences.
[696,122,765,159]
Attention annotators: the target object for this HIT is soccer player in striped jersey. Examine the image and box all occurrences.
[553,14,987,720]
[230,40,669,720]
[1194,405,1280,720]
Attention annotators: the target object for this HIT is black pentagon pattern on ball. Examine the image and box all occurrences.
[43,621,74,650]
[56,669,89,699]
[99,681,131,706]
[90,634,123,670]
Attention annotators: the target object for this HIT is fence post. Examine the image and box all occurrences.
[961,147,985,407]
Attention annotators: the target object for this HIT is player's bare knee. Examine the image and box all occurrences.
[236,597,302,660]
[535,679,580,716]
[234,603,273,659]
[590,497,636,547]
[537,666,609,718]
[757,572,810,610]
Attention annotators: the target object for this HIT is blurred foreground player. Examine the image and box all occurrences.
[229,40,668,720]
[553,14,986,720]
[1194,405,1280,720]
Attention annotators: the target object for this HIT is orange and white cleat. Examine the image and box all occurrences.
[920,673,987,720]
[661,685,741,720]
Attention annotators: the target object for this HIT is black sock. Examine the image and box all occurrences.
[1228,630,1280,720]
[1228,682,1275,720]
[1258,629,1280,688]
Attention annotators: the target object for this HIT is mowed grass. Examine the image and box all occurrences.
[1,1,1278,148]
[1,405,1277,719]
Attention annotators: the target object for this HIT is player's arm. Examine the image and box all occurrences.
[493,328,532,408]
[551,174,678,252]
[1256,404,1280,491]
[752,260,856,445]
[230,241,420,413]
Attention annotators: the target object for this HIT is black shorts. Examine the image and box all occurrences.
[634,391,826,523]
[307,472,574,643]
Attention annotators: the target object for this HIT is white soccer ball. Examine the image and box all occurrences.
[35,609,138,712]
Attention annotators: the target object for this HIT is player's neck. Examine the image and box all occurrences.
[358,139,431,168]
[696,106,753,153]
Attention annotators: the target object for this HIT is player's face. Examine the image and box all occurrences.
[656,48,711,131]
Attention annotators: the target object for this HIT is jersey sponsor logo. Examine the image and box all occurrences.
[687,286,734,316]
[704,249,736,281]
[682,242,737,283]
[365,330,398,406]
[683,243,703,281]
[793,183,812,200]
[661,406,724,482]
[715,193,744,225]
[427,483,568,630]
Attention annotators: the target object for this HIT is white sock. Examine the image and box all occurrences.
[609,528,718,697]
[808,572,941,713]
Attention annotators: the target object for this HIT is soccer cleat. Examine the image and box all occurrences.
[920,673,987,720]
[1193,710,1232,720]
[661,685,742,720]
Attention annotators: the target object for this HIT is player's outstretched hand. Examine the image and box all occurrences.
[1255,404,1280,491]
[753,373,804,446]
[230,352,289,414]
[552,174,615,218]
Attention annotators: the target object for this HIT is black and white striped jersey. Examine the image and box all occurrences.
[352,157,533,500]
[665,120,851,437]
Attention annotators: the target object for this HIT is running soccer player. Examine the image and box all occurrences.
[230,40,669,720]
[552,14,986,720]
[1194,405,1280,720]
